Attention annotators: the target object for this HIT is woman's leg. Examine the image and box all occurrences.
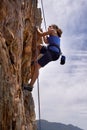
[23,62,41,91]
[24,50,53,91]
[29,62,41,87]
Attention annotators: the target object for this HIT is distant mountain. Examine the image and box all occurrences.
[36,120,84,130]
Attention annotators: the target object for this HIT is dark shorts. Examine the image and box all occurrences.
[38,46,60,67]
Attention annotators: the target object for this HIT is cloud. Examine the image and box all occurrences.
[34,0,87,130]
[40,0,87,51]
[33,49,87,129]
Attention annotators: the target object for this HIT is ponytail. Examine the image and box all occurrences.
[57,28,62,37]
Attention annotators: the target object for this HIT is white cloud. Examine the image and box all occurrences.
[34,0,87,130]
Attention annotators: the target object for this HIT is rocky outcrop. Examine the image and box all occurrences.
[0,0,42,130]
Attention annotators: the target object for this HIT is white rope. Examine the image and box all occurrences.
[40,0,47,31]
[35,1,47,129]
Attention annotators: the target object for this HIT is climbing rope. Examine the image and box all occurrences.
[40,0,47,31]
[36,1,47,129]
[35,27,41,130]
[37,78,41,130]
[34,1,47,130]
[33,3,41,130]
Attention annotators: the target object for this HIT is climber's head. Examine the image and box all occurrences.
[48,24,62,37]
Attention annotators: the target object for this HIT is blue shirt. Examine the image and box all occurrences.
[47,35,60,53]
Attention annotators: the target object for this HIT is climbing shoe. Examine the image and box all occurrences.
[23,84,33,92]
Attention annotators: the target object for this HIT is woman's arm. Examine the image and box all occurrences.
[43,36,48,43]
[37,28,49,43]
[37,27,57,36]
[37,28,50,37]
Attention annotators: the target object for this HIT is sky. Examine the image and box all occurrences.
[33,0,87,130]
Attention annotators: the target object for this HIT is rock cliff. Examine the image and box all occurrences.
[0,0,42,130]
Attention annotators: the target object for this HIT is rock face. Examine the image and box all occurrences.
[0,0,42,130]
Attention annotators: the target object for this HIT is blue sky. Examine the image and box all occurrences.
[33,0,87,130]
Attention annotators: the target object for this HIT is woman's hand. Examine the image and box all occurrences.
[37,28,43,35]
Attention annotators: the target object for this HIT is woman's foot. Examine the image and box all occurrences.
[23,84,33,92]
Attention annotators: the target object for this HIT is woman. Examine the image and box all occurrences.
[24,24,62,91]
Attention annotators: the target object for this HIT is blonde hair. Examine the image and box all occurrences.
[51,24,62,37]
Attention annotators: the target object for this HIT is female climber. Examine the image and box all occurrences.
[23,24,63,91]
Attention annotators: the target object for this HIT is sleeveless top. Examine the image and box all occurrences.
[47,35,60,53]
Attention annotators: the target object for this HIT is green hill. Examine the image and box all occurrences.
[37,120,84,130]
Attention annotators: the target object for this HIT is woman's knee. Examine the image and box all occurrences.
[34,63,41,74]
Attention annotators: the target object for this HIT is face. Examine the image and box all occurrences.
[48,25,54,30]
